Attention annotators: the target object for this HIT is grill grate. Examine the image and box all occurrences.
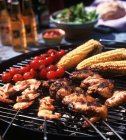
[0,47,126,140]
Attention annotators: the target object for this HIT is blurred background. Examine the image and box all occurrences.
[1,0,126,61]
[10,0,94,28]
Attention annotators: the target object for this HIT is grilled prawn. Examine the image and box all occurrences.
[105,90,126,108]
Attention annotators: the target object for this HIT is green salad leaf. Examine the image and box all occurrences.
[55,3,98,24]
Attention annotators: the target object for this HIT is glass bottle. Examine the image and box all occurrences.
[10,0,27,52]
[22,0,38,45]
[7,0,12,15]
[37,0,49,27]
[0,0,12,46]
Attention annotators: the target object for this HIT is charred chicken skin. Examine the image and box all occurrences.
[49,78,72,98]
[41,79,57,90]
[38,96,61,120]
[80,75,114,98]
[105,90,126,108]
[56,86,84,100]
[69,101,108,127]
[82,103,108,127]
[62,94,96,105]
[63,93,107,127]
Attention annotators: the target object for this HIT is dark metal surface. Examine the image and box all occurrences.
[0,45,126,140]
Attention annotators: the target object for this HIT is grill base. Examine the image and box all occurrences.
[0,46,126,140]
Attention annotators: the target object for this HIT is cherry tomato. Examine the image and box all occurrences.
[39,60,46,66]
[29,68,37,78]
[55,67,65,78]
[23,72,33,80]
[33,56,41,60]
[47,49,57,55]
[39,64,46,71]
[13,74,23,82]
[57,49,65,58]
[9,67,19,76]
[39,69,47,79]
[45,56,54,65]
[49,52,57,63]
[41,53,48,59]
[46,65,56,71]
[2,72,12,83]
[19,66,29,74]
[30,60,40,70]
[46,71,56,79]
[25,64,31,71]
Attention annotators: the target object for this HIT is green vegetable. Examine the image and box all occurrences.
[55,3,98,24]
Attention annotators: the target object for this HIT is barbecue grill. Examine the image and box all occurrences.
[0,45,126,140]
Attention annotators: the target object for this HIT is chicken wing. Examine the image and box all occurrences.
[80,75,114,98]
[69,101,108,127]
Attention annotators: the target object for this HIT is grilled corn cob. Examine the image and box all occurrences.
[76,48,126,70]
[57,39,103,70]
[90,60,126,76]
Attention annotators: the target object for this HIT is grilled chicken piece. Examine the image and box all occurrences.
[41,79,57,89]
[38,96,61,120]
[105,90,126,108]
[14,79,41,92]
[13,101,34,110]
[69,69,94,81]
[38,110,61,120]
[62,94,96,105]
[80,75,114,98]
[39,96,55,111]
[49,78,72,98]
[69,101,107,117]
[63,93,107,127]
[82,104,108,127]
[56,86,84,100]
[16,88,40,102]
[69,101,108,127]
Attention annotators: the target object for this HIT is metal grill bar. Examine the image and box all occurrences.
[43,119,47,140]
[119,106,126,112]
[82,115,107,140]
[2,110,20,139]
[103,121,124,140]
